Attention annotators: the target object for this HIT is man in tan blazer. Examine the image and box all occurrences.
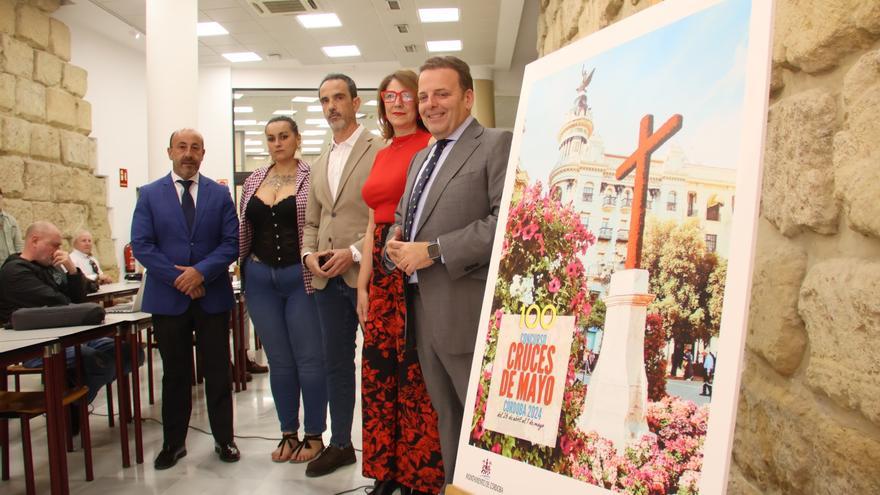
[302,73,380,477]
[386,56,512,490]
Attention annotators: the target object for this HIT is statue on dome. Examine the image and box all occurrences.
[574,66,595,115]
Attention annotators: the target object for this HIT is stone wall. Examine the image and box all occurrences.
[0,0,116,275]
[538,0,880,493]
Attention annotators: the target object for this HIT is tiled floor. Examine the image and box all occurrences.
[3,340,378,495]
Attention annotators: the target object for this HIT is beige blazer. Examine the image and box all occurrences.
[302,129,380,289]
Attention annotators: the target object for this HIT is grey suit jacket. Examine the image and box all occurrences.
[395,119,512,354]
[303,129,380,289]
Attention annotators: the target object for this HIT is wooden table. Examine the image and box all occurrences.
[0,336,68,494]
[0,312,152,478]
[86,282,140,307]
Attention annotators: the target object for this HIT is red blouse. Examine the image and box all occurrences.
[362,129,431,224]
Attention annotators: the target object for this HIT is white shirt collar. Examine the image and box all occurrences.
[171,171,200,184]
[331,125,364,150]
[443,115,474,143]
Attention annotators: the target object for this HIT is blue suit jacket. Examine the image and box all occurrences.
[131,173,239,316]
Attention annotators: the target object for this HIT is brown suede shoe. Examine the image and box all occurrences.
[305,444,356,477]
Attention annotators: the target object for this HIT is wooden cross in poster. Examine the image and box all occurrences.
[615,114,683,269]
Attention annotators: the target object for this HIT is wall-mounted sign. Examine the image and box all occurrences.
[119,168,128,188]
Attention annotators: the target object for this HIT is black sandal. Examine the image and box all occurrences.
[289,433,324,463]
[272,433,299,463]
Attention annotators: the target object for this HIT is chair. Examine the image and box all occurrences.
[6,364,116,427]
[0,386,93,495]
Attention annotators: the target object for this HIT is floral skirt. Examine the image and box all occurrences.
[361,223,444,492]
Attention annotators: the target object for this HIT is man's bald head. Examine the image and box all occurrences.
[22,221,63,266]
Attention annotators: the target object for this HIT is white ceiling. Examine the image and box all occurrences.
[86,0,529,72]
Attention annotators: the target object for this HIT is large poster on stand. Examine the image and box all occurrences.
[454,0,774,494]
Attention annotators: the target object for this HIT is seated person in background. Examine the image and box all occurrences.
[70,230,114,289]
[0,187,24,263]
[0,221,142,407]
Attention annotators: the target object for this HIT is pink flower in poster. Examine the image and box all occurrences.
[491,443,502,454]
[548,277,561,294]
[566,261,584,279]
[521,222,539,240]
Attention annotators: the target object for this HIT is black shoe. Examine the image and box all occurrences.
[215,442,241,462]
[305,444,356,477]
[246,359,269,374]
[154,445,186,470]
[368,479,399,495]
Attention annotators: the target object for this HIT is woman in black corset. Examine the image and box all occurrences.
[238,116,327,463]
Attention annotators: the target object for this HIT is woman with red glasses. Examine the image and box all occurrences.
[357,70,443,495]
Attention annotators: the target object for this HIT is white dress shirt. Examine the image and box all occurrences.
[171,171,200,205]
[327,125,364,200]
[70,249,101,281]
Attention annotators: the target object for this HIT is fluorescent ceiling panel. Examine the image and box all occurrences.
[233,106,253,113]
[296,13,342,29]
[302,130,327,136]
[302,139,324,145]
[273,109,297,115]
[197,22,228,36]
[292,96,318,103]
[322,45,360,58]
[222,52,262,63]
[418,8,459,23]
[426,40,462,52]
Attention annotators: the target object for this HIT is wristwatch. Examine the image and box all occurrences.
[427,240,441,261]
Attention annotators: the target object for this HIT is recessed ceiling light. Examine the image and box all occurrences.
[273,109,296,115]
[244,139,263,145]
[222,52,262,63]
[302,139,323,145]
[292,96,318,103]
[233,93,244,100]
[245,131,261,135]
[234,119,256,125]
[197,22,228,36]
[418,8,459,23]
[296,13,342,29]
[322,45,360,58]
[426,40,462,52]
[365,100,377,106]
[301,147,322,153]
[307,105,323,112]
[302,130,327,136]
[245,147,264,153]
[257,120,268,126]
[233,106,253,113]
[305,118,326,126]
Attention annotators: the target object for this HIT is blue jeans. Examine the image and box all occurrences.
[244,258,327,434]
[313,276,358,447]
[24,338,144,404]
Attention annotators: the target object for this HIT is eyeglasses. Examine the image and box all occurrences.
[380,90,415,104]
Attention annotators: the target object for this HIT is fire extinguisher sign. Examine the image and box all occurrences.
[120,168,128,188]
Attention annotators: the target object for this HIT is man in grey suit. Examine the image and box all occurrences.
[302,73,380,477]
[386,56,512,488]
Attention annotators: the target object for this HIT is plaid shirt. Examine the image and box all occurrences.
[238,160,314,294]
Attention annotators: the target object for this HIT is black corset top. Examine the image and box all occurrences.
[245,195,300,267]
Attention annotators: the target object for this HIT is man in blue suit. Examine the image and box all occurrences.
[131,128,240,469]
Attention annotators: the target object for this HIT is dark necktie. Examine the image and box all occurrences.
[88,257,100,276]
[177,179,195,232]
[403,139,450,240]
